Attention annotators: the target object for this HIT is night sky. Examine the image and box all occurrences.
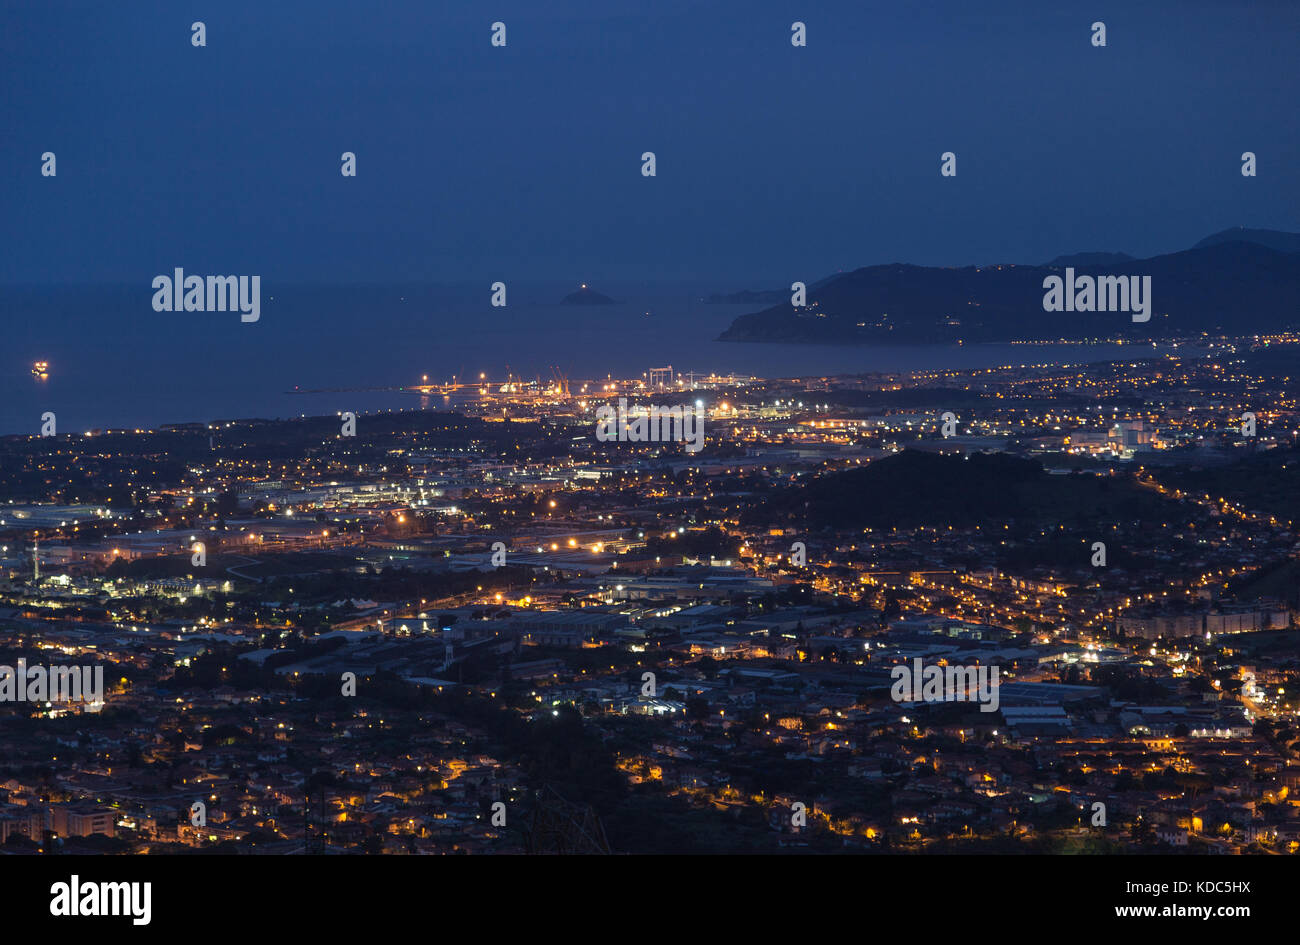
[3,0,1297,287]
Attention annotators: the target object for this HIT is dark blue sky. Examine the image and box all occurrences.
[3,0,1297,286]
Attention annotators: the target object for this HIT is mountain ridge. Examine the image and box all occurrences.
[716,229,1300,344]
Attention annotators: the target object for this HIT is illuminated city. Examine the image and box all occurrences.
[2,0,1294,926]
[4,338,1300,854]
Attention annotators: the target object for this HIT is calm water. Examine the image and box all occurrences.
[2,282,1168,435]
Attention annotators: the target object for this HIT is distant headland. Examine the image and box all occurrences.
[561,284,617,305]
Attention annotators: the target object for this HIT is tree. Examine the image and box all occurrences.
[215,490,239,517]
[686,698,710,721]
[1130,817,1157,846]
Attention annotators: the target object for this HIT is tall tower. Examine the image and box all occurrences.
[32,537,39,585]
[524,786,612,854]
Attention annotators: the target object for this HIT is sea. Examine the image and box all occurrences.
[1,281,1178,436]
